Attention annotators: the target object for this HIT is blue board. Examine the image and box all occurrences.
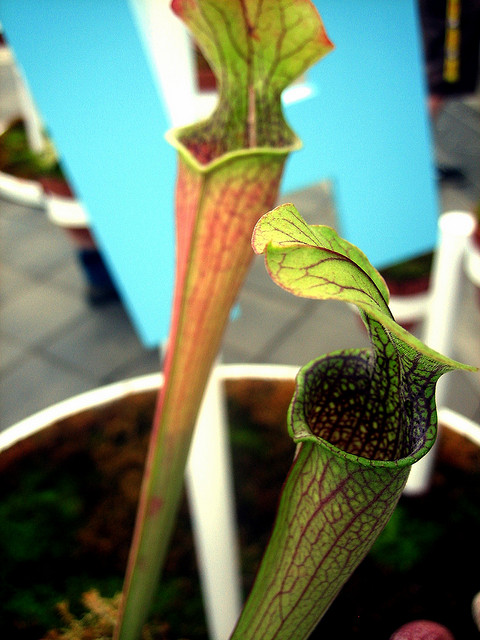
[283,0,439,268]
[0,0,438,347]
[0,0,176,346]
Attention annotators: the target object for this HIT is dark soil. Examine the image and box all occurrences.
[0,379,478,639]
[321,424,480,639]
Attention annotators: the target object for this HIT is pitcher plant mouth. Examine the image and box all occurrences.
[289,352,438,471]
[165,125,302,172]
[253,203,476,478]
[165,0,332,172]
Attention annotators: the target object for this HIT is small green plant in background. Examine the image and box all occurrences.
[0,118,62,180]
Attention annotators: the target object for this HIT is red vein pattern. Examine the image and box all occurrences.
[232,440,408,640]
[158,150,289,461]
[172,0,333,158]
[230,319,453,640]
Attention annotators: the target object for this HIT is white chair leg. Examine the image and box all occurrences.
[405,210,476,495]
[186,366,242,640]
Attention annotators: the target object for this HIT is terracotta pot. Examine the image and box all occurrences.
[0,365,478,639]
[379,250,434,332]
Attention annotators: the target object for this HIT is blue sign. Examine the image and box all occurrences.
[0,0,438,346]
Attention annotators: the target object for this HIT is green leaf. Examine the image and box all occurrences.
[252,204,390,315]
[229,204,476,639]
[170,0,334,162]
[252,201,391,308]
[252,203,471,372]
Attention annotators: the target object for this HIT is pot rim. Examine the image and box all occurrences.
[388,291,431,322]
[2,362,478,452]
[0,169,45,208]
[0,363,300,453]
[45,193,89,228]
[437,407,480,447]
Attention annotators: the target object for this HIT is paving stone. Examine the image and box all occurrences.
[0,263,36,305]
[0,353,91,431]
[1,279,90,346]
[45,301,148,381]
[2,215,73,279]
[221,285,311,363]
[0,333,26,371]
[102,345,162,384]
[262,299,371,366]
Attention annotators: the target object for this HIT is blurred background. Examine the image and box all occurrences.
[1,3,479,432]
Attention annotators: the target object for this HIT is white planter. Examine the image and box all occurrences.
[0,363,299,640]
[465,234,480,290]
[44,192,95,250]
[1,363,478,639]
[0,168,45,207]
[44,192,89,230]
[0,364,298,452]
[388,290,431,327]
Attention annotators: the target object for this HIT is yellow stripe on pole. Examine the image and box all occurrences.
[444,0,461,82]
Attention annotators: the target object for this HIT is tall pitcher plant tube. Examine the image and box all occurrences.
[230,204,476,640]
[116,3,333,639]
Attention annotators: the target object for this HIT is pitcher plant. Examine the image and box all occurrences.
[115,2,333,638]
[227,204,474,639]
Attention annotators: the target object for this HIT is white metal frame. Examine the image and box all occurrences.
[404,211,478,493]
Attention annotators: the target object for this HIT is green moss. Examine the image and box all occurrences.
[0,119,64,180]
[0,471,82,562]
[0,457,94,633]
[369,503,442,572]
